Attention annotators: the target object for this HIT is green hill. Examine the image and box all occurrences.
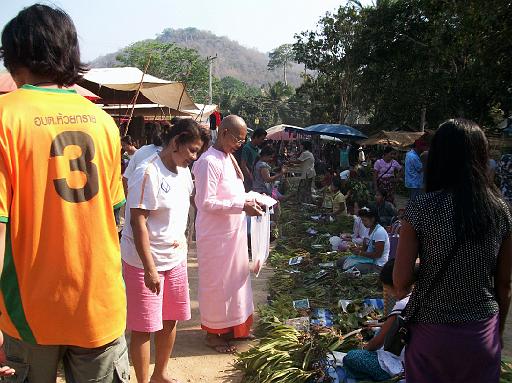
[90,27,303,87]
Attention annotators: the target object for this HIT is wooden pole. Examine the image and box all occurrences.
[123,54,152,137]
[195,103,207,121]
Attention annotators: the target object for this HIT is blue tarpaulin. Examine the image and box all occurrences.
[304,124,367,140]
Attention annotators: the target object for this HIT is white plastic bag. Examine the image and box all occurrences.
[251,206,271,277]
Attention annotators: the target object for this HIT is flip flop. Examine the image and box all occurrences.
[206,342,237,354]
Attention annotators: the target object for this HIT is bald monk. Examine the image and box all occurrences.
[192,115,263,353]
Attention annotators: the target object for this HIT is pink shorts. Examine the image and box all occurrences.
[123,260,191,333]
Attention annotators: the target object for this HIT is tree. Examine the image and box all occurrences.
[264,81,294,102]
[213,76,260,113]
[294,5,363,124]
[293,0,512,130]
[354,0,512,129]
[231,96,281,130]
[117,40,210,102]
[267,44,295,86]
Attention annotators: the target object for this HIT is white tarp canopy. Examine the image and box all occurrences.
[266,124,303,135]
[182,103,218,122]
[83,67,198,111]
[83,67,169,90]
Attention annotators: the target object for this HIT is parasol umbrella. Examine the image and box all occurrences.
[304,124,367,140]
[266,124,305,141]
[266,130,301,141]
[0,72,101,101]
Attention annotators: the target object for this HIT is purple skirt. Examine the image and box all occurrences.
[405,314,500,383]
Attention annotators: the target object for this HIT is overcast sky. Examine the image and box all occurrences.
[2,0,373,62]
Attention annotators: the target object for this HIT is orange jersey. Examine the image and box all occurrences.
[0,85,126,347]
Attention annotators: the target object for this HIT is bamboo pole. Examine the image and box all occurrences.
[122,54,152,137]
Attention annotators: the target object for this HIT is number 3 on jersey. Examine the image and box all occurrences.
[50,131,99,203]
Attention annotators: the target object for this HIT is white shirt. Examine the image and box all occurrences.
[340,170,351,180]
[369,224,390,267]
[358,150,366,162]
[377,296,410,376]
[121,154,193,270]
[352,216,370,245]
[298,150,316,179]
[123,144,162,179]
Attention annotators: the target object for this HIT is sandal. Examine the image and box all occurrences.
[206,342,237,354]
[206,335,237,354]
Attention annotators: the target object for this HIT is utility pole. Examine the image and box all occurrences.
[206,54,217,105]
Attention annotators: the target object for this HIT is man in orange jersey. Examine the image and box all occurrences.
[0,4,129,382]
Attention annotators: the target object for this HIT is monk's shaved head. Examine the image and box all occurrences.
[216,114,248,153]
[219,115,247,134]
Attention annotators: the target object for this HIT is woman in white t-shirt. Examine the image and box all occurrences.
[289,141,316,203]
[337,206,390,274]
[121,119,207,383]
[343,259,414,380]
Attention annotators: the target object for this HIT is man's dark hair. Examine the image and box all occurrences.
[383,146,394,155]
[331,177,342,190]
[170,116,182,126]
[259,146,275,158]
[1,4,87,86]
[121,135,134,145]
[252,128,267,139]
[380,259,419,287]
[377,188,388,200]
[379,259,395,286]
[149,124,163,147]
[358,205,379,222]
[302,141,312,151]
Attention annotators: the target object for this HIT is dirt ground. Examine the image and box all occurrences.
[58,244,270,383]
[145,245,271,383]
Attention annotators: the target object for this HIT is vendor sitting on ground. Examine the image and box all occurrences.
[320,168,335,189]
[341,214,370,245]
[336,206,390,274]
[342,259,415,381]
[370,189,398,227]
[321,178,347,217]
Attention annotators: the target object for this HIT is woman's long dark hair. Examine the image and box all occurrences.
[425,118,503,239]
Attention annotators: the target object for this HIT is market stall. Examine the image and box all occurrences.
[80,67,199,112]
[101,102,217,122]
[359,130,429,150]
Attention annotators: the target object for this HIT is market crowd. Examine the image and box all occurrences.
[0,4,511,383]
[0,4,269,383]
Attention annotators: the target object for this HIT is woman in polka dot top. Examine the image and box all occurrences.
[393,118,512,383]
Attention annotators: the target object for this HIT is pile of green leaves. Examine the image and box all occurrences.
[502,359,512,383]
[236,323,365,383]
[236,201,384,381]
[239,200,512,381]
